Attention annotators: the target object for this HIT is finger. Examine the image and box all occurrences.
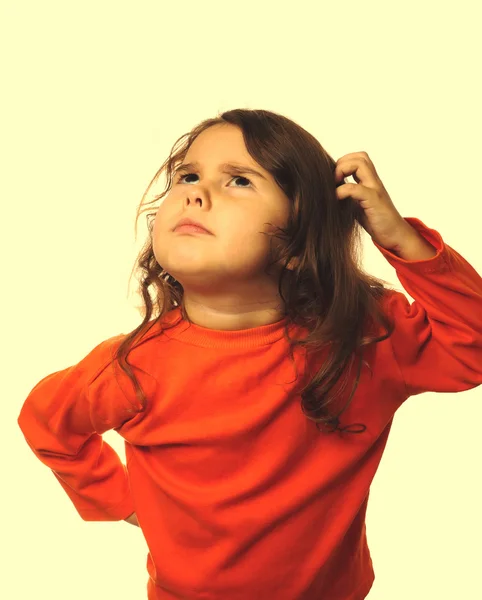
[336,183,374,203]
[335,159,377,187]
[336,152,382,181]
[336,151,373,167]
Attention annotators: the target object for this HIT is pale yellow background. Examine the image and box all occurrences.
[2,1,481,598]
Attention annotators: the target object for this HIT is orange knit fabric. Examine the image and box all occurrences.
[18,218,482,599]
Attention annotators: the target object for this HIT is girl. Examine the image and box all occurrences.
[17,108,482,600]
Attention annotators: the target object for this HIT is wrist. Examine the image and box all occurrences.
[390,225,438,261]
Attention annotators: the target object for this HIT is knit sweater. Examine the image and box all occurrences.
[17,217,482,600]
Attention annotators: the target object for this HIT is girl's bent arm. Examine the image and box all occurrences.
[17,336,138,522]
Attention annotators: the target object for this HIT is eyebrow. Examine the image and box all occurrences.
[175,160,268,181]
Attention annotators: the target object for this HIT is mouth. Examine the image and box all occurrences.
[174,224,212,235]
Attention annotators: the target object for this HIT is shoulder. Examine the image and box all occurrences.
[77,333,127,386]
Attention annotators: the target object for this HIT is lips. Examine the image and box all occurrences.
[175,224,211,234]
[174,218,212,234]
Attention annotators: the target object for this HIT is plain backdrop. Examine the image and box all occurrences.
[2,1,481,598]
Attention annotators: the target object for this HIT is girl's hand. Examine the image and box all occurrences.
[124,512,140,527]
[335,151,413,252]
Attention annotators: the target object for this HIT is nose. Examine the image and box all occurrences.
[186,194,203,207]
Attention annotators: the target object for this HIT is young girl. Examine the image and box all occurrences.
[17,109,482,600]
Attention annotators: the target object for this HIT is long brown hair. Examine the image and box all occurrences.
[112,108,397,434]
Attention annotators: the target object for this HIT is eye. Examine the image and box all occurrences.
[176,173,253,188]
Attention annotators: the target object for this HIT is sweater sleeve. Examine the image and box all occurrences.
[17,335,140,521]
[373,217,482,397]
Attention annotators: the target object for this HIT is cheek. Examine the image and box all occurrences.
[151,206,170,265]
[152,212,161,238]
[152,202,170,235]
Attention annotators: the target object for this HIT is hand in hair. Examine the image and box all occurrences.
[335,151,414,253]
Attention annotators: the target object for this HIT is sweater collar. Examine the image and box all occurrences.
[157,307,295,349]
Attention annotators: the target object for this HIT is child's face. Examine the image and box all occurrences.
[152,123,292,306]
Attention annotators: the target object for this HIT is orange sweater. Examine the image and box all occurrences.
[18,218,482,600]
